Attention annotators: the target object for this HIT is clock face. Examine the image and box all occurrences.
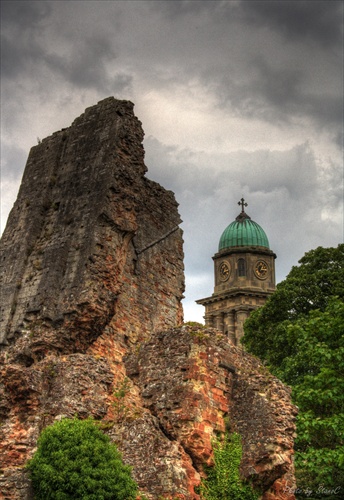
[219,261,231,281]
[255,260,268,279]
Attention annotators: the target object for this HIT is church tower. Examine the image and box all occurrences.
[197,199,276,345]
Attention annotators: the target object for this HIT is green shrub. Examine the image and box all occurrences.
[199,432,259,500]
[26,417,138,500]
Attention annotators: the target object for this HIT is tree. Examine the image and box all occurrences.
[242,245,344,497]
[243,244,344,367]
[281,298,344,494]
[26,418,138,500]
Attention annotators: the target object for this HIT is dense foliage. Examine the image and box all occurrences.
[199,432,259,500]
[243,245,344,497]
[26,418,138,500]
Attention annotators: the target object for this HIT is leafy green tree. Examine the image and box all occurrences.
[280,298,344,495]
[27,418,138,500]
[243,244,344,366]
[199,432,259,500]
[242,245,344,496]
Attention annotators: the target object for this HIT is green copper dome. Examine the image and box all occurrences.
[219,200,270,251]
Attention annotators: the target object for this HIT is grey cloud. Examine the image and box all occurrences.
[145,137,319,202]
[42,36,130,94]
[16,47,130,98]
[0,1,51,80]
[334,130,343,150]
[2,0,341,134]
[209,65,304,124]
[240,1,343,48]
[155,0,343,49]
[144,136,338,282]
[1,144,27,181]
[151,0,225,19]
[0,35,32,79]
[248,58,305,114]
[147,1,342,135]
[0,0,51,28]
[205,53,342,132]
[1,1,131,94]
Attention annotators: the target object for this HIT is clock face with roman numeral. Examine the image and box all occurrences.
[219,261,231,281]
[254,260,268,279]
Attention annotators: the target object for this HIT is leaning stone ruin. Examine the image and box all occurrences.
[0,97,297,499]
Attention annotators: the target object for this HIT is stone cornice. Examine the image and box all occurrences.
[196,287,274,306]
[213,246,277,260]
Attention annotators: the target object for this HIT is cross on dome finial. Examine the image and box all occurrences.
[238,198,248,213]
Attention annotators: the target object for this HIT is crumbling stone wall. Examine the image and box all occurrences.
[0,99,296,499]
[0,97,184,349]
[125,325,297,499]
[0,97,184,498]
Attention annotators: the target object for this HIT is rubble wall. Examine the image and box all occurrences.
[0,98,296,499]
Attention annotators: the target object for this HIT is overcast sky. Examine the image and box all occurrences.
[1,0,343,322]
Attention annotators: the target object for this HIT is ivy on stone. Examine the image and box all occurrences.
[199,432,259,500]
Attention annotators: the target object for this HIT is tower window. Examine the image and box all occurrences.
[238,258,246,276]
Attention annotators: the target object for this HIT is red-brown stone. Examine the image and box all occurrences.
[0,98,297,499]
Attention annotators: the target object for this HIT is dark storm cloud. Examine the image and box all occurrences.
[155,0,343,48]
[151,0,224,18]
[223,55,343,127]
[149,0,342,134]
[206,62,305,124]
[240,1,343,48]
[1,0,132,94]
[2,0,341,130]
[41,36,131,94]
[0,0,51,28]
[0,1,51,79]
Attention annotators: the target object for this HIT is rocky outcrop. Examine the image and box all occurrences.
[0,98,297,499]
[124,325,297,499]
[0,97,184,349]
